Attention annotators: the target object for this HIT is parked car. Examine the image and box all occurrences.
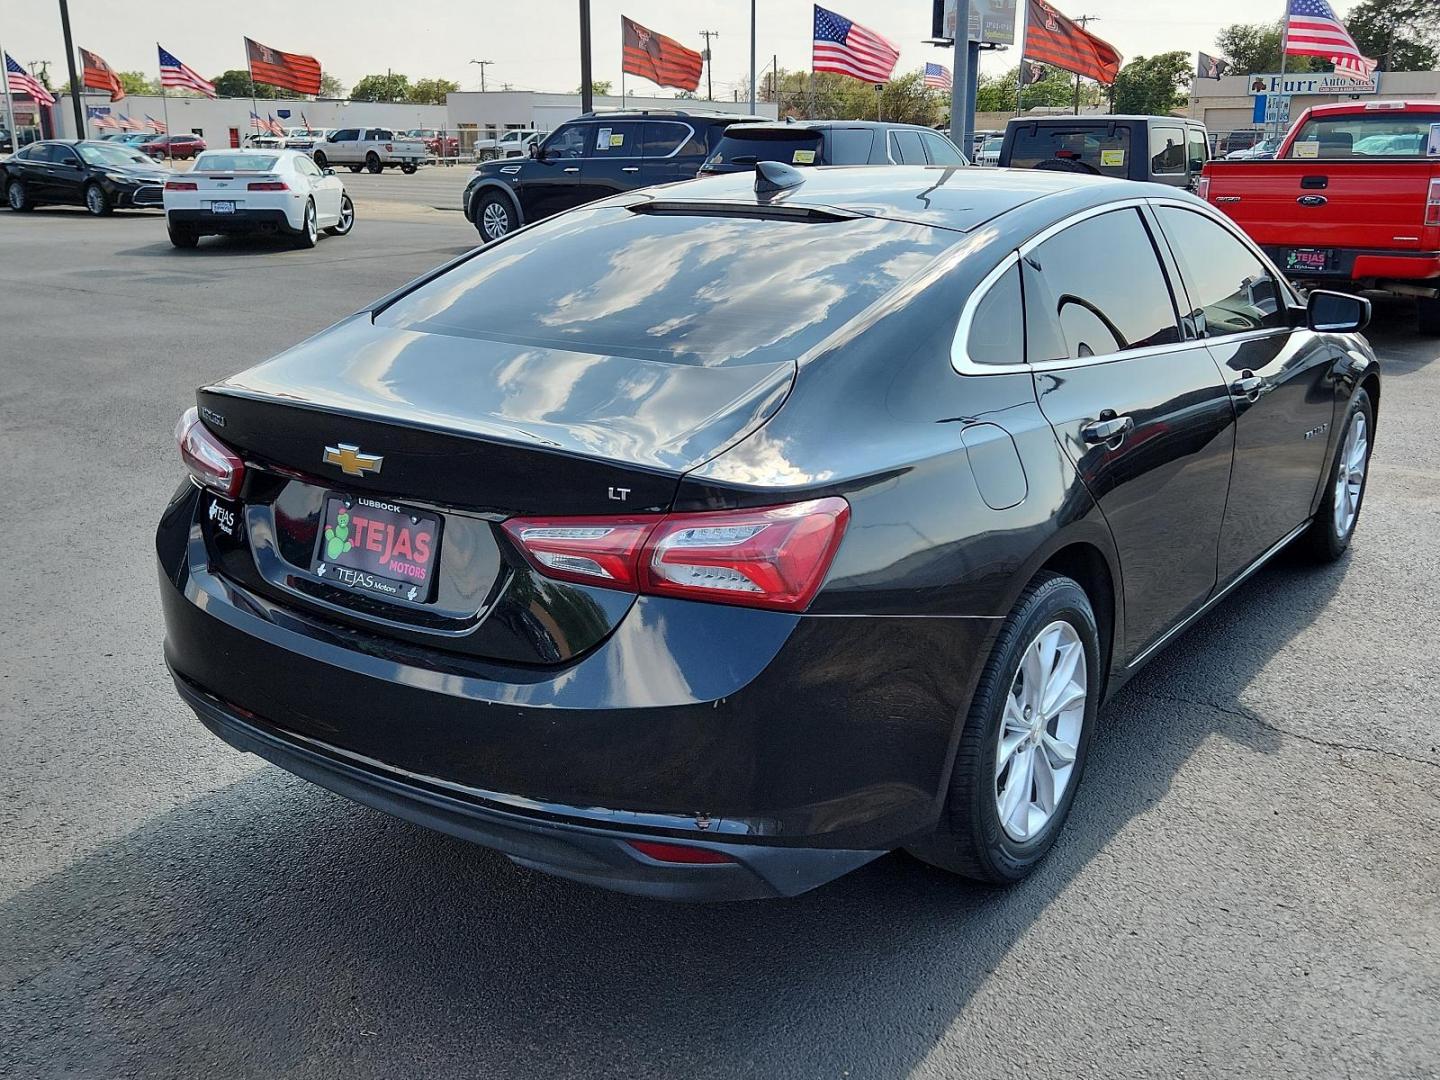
[462,110,764,241]
[472,128,543,161]
[312,128,426,174]
[139,133,206,160]
[1224,137,1280,160]
[1201,100,1440,333]
[975,132,1004,166]
[971,128,1003,158]
[3,139,171,214]
[159,166,1378,901]
[999,115,1210,188]
[162,148,354,249]
[281,128,329,152]
[699,120,967,175]
[405,128,459,158]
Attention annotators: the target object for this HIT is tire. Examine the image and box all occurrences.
[477,149,497,162]
[349,164,363,173]
[323,193,354,237]
[908,572,1101,884]
[401,163,418,174]
[6,179,32,211]
[1417,297,1440,336]
[474,191,516,241]
[291,199,318,249]
[1300,388,1373,562]
[312,150,328,169]
[84,183,113,216]
[168,223,199,249]
[365,153,382,174]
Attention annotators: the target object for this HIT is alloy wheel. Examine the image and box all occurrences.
[481,200,511,240]
[1333,412,1368,539]
[995,620,1087,842]
[7,182,22,210]
[336,196,354,234]
[305,203,317,243]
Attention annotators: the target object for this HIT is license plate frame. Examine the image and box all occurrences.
[210,200,235,215]
[1286,247,1334,273]
[311,493,442,604]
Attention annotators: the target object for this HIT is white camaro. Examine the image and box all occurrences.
[162,148,354,249]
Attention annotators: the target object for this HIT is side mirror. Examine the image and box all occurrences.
[1189,157,1206,172]
[1307,289,1371,334]
[323,167,336,176]
[528,142,542,160]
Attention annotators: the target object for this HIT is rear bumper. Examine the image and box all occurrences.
[1263,245,1440,288]
[167,208,295,233]
[174,673,882,901]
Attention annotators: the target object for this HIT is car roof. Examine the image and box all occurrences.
[623,164,1187,234]
[1302,99,1440,116]
[571,111,768,123]
[1006,114,1204,126]
[724,120,943,134]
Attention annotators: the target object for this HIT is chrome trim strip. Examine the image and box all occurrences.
[555,119,697,161]
[1127,520,1310,669]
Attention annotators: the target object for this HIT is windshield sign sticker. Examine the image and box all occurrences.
[609,132,625,147]
[1100,149,1125,167]
[596,127,612,150]
[792,149,817,164]
[1428,124,1440,157]
[1293,140,1319,158]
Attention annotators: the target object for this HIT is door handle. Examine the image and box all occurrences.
[621,166,640,173]
[563,166,581,173]
[1080,414,1134,445]
[1231,372,1264,398]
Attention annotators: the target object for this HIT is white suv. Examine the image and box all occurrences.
[473,129,542,161]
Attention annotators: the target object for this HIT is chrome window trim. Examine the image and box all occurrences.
[550,119,697,161]
[950,196,1300,377]
[885,130,899,164]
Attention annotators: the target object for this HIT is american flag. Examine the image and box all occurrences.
[924,62,952,90]
[158,45,217,98]
[813,5,900,84]
[1284,0,1377,80]
[6,53,56,106]
[146,114,167,134]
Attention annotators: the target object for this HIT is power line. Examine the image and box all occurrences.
[699,29,720,101]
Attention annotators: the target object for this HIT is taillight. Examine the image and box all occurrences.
[385,143,394,153]
[503,497,850,612]
[1195,175,1211,202]
[174,407,244,497]
[1427,178,1440,227]
[626,840,735,865]
[165,180,197,190]
[247,180,288,191]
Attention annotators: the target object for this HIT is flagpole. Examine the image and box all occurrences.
[0,42,20,152]
[1015,0,1030,115]
[748,0,757,115]
[159,45,171,164]
[244,39,260,144]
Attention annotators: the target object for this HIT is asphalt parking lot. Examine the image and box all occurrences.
[1,176,1438,1079]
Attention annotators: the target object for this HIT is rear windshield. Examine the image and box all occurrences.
[1286,112,1440,158]
[378,206,955,366]
[196,153,278,171]
[708,130,825,167]
[1007,124,1133,177]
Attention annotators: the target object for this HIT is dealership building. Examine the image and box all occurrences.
[1188,68,1440,141]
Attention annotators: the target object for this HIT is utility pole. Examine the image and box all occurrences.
[948,0,971,155]
[699,29,719,101]
[748,1,757,115]
[56,0,84,138]
[1072,15,1098,115]
[469,59,493,93]
[579,0,593,113]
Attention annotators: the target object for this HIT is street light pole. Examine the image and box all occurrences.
[948,0,971,153]
[749,0,757,115]
[56,0,85,138]
[578,0,593,113]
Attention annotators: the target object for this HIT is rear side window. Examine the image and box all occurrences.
[921,131,966,165]
[889,130,927,164]
[1008,124,1132,177]
[1023,209,1181,361]
[1187,129,1208,170]
[967,262,1025,365]
[1287,112,1438,158]
[591,122,641,154]
[825,128,875,163]
[378,207,956,367]
[1149,126,1186,174]
[331,129,358,141]
[640,122,693,157]
[1155,207,1288,337]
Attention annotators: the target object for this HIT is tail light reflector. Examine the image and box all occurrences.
[1195,175,1211,202]
[174,406,244,497]
[165,180,197,190]
[503,497,850,613]
[247,180,288,191]
[1427,178,1440,227]
[626,840,735,865]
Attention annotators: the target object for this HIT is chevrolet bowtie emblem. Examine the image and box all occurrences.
[322,443,383,477]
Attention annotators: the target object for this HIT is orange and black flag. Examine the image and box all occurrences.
[622,16,703,93]
[244,36,322,96]
[79,47,125,102]
[1023,0,1122,85]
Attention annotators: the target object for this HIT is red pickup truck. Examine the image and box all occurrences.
[1200,100,1440,333]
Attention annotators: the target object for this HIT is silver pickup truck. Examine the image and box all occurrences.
[312,127,426,174]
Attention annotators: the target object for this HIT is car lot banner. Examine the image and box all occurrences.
[244,37,322,97]
[938,0,1019,45]
[621,16,703,93]
[1021,0,1122,85]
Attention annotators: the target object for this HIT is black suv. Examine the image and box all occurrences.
[700,120,967,175]
[462,110,764,241]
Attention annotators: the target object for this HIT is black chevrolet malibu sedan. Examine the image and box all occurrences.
[4,139,172,214]
[158,164,1378,900]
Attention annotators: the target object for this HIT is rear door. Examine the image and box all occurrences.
[639,120,706,185]
[1026,205,1237,660]
[887,129,928,165]
[576,120,644,205]
[1153,204,1337,580]
[48,144,87,201]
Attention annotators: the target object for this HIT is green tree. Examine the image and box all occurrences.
[1214,22,1320,74]
[350,73,411,102]
[407,77,460,104]
[1344,0,1438,70]
[574,80,613,96]
[318,73,347,98]
[760,67,940,123]
[1113,51,1193,115]
[975,66,1092,111]
[209,69,297,99]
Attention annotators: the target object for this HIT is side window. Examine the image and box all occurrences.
[640,122,689,158]
[1149,126,1185,174]
[591,121,641,154]
[543,123,589,158]
[331,129,356,142]
[1155,207,1289,337]
[967,261,1025,366]
[373,129,393,141]
[296,156,320,177]
[51,145,80,166]
[889,130,927,164]
[921,131,966,165]
[1187,129,1208,171]
[1023,208,1182,361]
[826,128,875,163]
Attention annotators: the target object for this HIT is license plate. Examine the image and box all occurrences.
[1286,248,1333,272]
[312,494,441,603]
[210,200,235,214]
